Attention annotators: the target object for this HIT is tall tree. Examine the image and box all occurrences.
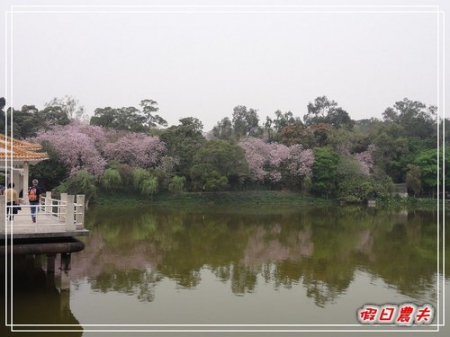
[45,96,86,121]
[190,140,248,191]
[304,96,354,129]
[159,117,206,177]
[212,117,234,142]
[232,105,261,138]
[90,99,167,133]
[382,98,436,140]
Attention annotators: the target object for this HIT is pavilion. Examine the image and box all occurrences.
[0,133,48,197]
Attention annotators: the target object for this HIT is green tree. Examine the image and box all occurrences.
[304,96,354,129]
[311,147,339,198]
[45,96,86,121]
[56,169,97,205]
[414,148,449,197]
[90,99,167,133]
[29,142,70,191]
[141,177,159,197]
[168,176,186,196]
[232,105,261,139]
[190,163,228,192]
[335,156,371,203]
[212,117,234,142]
[405,164,422,197]
[191,140,248,190]
[101,168,122,193]
[383,98,436,140]
[38,106,71,130]
[159,118,206,178]
[6,105,41,139]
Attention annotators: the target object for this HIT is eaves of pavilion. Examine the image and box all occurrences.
[0,134,48,195]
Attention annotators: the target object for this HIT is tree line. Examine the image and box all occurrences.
[0,95,447,203]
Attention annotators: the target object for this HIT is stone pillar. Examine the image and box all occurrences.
[76,195,85,230]
[46,254,56,274]
[22,162,29,204]
[45,191,52,214]
[65,195,75,231]
[59,253,71,292]
[59,193,68,222]
[0,195,5,232]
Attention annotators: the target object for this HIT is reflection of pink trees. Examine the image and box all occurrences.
[238,138,314,183]
[71,231,162,280]
[241,226,314,267]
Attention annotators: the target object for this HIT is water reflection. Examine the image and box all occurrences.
[0,256,83,336]
[69,205,446,309]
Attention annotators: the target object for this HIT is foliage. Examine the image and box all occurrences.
[168,176,186,196]
[159,118,206,177]
[132,168,152,191]
[29,142,70,191]
[190,163,228,192]
[232,105,261,139]
[311,147,339,198]
[335,156,372,203]
[190,140,248,190]
[303,96,354,129]
[56,169,97,203]
[141,177,159,197]
[45,95,87,121]
[212,117,234,142]
[383,98,436,140]
[101,168,123,193]
[90,99,167,132]
[406,164,422,197]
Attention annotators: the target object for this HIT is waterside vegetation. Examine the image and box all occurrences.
[0,95,447,206]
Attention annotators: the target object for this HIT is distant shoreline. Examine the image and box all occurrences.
[92,190,439,209]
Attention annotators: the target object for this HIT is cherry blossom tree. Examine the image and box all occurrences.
[354,144,375,176]
[34,123,107,176]
[104,132,166,168]
[239,138,314,184]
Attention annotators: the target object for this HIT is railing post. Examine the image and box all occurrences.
[65,195,75,231]
[76,195,85,230]
[60,193,68,222]
[45,191,52,215]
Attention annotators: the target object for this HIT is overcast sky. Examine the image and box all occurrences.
[1,0,448,131]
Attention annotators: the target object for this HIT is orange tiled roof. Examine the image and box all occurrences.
[0,134,42,151]
[0,134,48,162]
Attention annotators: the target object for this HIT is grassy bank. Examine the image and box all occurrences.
[92,191,441,210]
[93,190,333,208]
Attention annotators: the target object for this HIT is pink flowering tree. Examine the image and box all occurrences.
[34,123,107,176]
[103,132,166,168]
[354,144,375,176]
[239,138,314,187]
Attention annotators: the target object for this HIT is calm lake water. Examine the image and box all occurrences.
[1,204,449,336]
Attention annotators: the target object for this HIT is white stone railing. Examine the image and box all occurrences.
[0,192,86,233]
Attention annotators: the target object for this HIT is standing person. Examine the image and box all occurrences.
[5,183,19,221]
[28,179,43,223]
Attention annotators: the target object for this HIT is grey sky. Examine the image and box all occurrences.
[1,0,448,131]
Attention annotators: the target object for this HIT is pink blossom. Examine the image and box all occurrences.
[34,123,107,176]
[354,148,374,176]
[239,138,314,182]
[104,132,166,168]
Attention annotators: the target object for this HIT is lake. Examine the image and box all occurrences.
[1,204,448,336]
